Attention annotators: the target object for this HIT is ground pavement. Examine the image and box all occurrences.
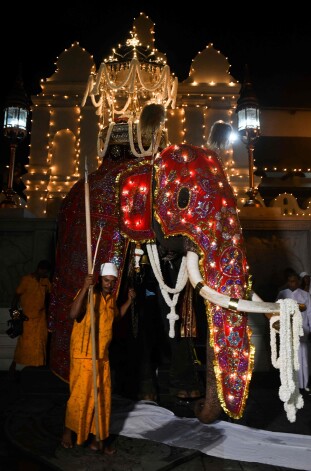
[0,366,310,471]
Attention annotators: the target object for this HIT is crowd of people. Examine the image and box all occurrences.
[8,258,311,454]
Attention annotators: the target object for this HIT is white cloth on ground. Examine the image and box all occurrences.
[111,396,311,471]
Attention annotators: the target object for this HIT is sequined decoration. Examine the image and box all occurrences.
[154,144,253,419]
[49,151,135,382]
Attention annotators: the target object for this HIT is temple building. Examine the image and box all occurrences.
[1,13,311,371]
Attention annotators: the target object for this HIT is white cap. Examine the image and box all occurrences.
[100,262,118,277]
[300,271,310,278]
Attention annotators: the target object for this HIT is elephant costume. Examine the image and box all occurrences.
[48,116,284,424]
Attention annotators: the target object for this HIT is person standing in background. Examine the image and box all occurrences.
[9,260,52,376]
[276,271,311,393]
[300,271,311,295]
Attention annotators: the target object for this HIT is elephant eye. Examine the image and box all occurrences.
[177,187,190,209]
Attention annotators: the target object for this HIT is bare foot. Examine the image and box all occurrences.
[89,435,117,454]
[103,444,117,455]
[103,436,117,455]
[89,439,101,451]
[61,427,73,448]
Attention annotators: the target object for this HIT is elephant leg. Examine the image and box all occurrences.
[194,340,222,423]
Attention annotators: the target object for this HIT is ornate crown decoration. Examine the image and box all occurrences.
[82,27,177,158]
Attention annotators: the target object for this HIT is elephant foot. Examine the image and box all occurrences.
[194,397,222,424]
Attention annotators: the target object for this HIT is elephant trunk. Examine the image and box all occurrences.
[194,339,222,423]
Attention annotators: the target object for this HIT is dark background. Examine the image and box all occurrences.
[1,2,311,187]
[2,3,311,108]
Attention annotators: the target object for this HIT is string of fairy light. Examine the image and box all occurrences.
[23,19,311,218]
[25,42,86,215]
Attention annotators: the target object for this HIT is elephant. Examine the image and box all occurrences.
[48,114,282,424]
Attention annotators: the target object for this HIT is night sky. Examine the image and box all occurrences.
[2,3,311,108]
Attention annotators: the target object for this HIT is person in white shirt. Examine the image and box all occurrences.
[276,271,311,392]
[300,271,311,295]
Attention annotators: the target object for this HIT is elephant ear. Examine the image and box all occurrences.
[207,120,232,150]
[140,103,165,145]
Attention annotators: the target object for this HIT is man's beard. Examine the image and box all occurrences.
[103,287,113,294]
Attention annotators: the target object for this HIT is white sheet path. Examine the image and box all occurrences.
[111,397,311,470]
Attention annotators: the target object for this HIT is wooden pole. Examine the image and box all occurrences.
[92,226,103,274]
[84,157,100,443]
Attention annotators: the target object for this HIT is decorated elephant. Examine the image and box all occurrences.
[48,108,287,424]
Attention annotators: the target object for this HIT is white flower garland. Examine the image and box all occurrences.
[134,246,144,270]
[269,299,304,422]
[146,243,188,338]
[97,121,115,158]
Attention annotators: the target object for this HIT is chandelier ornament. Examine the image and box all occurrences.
[81,31,178,159]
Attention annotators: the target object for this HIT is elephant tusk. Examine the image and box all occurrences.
[186,251,281,315]
[250,291,264,302]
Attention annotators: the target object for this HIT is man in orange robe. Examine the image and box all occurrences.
[61,262,135,454]
[9,260,51,374]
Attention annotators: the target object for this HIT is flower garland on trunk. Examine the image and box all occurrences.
[270,298,304,422]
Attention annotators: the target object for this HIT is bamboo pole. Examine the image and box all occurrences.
[84,157,100,443]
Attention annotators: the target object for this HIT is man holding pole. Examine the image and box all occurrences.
[61,262,135,453]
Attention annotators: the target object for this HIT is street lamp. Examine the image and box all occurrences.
[0,71,30,208]
[236,66,262,207]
